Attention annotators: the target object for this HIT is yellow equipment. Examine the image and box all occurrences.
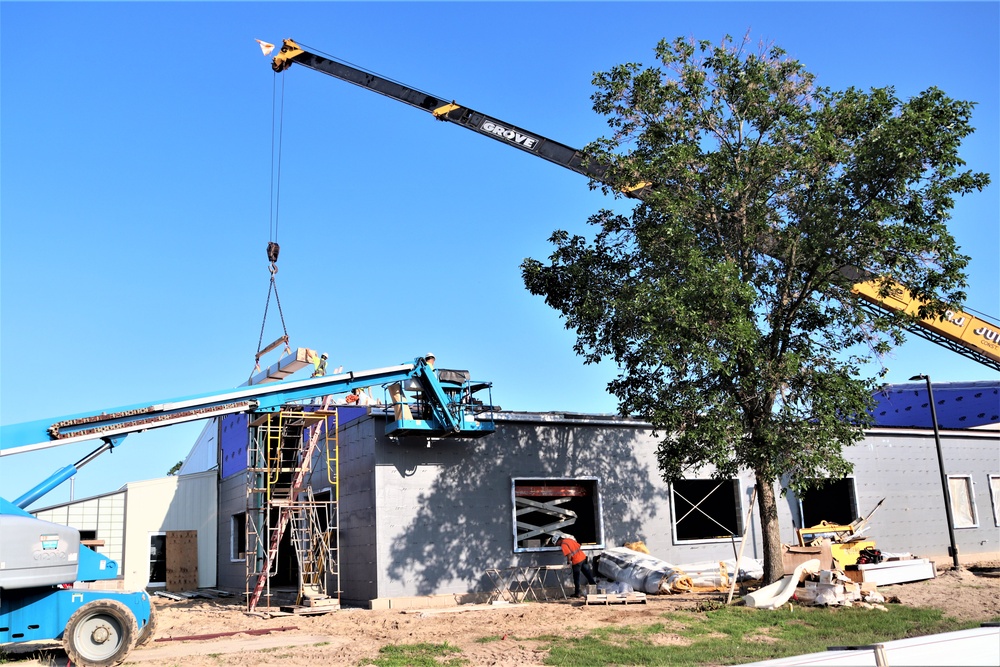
[797,498,885,566]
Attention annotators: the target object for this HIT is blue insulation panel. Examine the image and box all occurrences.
[871,381,1000,429]
[219,406,369,479]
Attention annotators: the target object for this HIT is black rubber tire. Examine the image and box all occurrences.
[63,599,139,667]
[135,599,158,648]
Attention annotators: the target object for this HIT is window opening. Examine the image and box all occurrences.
[512,478,603,552]
[671,479,742,542]
[989,475,1000,527]
[948,475,978,528]
[798,477,858,528]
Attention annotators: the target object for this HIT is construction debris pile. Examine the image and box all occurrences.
[594,545,764,595]
[582,497,937,611]
[744,557,901,610]
[742,499,937,610]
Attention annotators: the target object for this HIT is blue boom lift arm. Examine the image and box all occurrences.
[0,355,493,665]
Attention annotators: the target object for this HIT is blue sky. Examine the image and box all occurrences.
[2,2,997,507]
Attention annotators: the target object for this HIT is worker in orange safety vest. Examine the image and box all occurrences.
[552,534,597,598]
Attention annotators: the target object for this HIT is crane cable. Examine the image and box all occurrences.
[252,68,292,376]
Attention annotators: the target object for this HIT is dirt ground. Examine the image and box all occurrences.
[7,563,999,667]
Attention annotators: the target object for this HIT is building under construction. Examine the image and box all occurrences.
[206,378,999,610]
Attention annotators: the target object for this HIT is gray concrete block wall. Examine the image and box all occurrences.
[210,408,998,605]
[337,416,380,605]
[370,418,767,600]
[373,435,510,599]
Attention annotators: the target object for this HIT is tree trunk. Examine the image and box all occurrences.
[754,471,784,584]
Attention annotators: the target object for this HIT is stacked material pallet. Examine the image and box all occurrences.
[584,591,647,605]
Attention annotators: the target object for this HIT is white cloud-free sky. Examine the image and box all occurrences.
[2,2,997,505]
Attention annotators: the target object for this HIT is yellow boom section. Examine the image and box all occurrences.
[852,279,1000,364]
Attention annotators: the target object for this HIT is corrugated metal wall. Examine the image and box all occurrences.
[122,471,218,590]
[842,429,999,558]
[33,491,126,566]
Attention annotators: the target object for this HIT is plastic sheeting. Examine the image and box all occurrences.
[675,558,764,588]
[596,547,695,594]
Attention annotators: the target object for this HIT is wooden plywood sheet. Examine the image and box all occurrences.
[166,530,199,592]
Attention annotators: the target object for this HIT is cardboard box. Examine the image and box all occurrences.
[782,543,833,575]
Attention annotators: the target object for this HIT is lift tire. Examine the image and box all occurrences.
[63,599,139,667]
[135,599,158,648]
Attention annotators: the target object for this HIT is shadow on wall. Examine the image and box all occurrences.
[386,422,666,595]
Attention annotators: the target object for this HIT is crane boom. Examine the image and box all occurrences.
[271,39,1000,372]
[272,39,650,197]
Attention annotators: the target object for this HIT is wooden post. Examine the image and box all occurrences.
[726,485,757,604]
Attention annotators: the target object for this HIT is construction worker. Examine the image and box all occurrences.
[311,352,329,378]
[423,352,435,370]
[552,534,597,598]
[346,386,376,406]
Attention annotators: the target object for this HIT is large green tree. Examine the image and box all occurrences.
[521,34,989,583]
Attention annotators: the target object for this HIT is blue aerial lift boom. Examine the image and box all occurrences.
[0,356,493,666]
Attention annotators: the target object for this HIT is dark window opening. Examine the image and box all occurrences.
[149,534,167,584]
[313,489,333,533]
[269,508,299,586]
[232,512,247,561]
[671,479,742,542]
[799,478,857,528]
[79,530,97,541]
[512,478,603,551]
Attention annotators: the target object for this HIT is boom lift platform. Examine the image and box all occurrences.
[269,38,1000,372]
[0,355,494,665]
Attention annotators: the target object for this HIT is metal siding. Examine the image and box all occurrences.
[216,472,249,591]
[32,493,126,566]
[846,430,999,560]
[122,472,217,590]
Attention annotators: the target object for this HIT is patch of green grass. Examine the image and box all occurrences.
[364,641,466,667]
[541,605,979,666]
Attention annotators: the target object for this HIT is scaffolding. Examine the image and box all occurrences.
[245,404,340,612]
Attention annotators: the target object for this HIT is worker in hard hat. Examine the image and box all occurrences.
[423,352,435,370]
[551,534,597,598]
[311,352,329,378]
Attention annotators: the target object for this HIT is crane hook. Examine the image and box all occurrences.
[267,241,280,275]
